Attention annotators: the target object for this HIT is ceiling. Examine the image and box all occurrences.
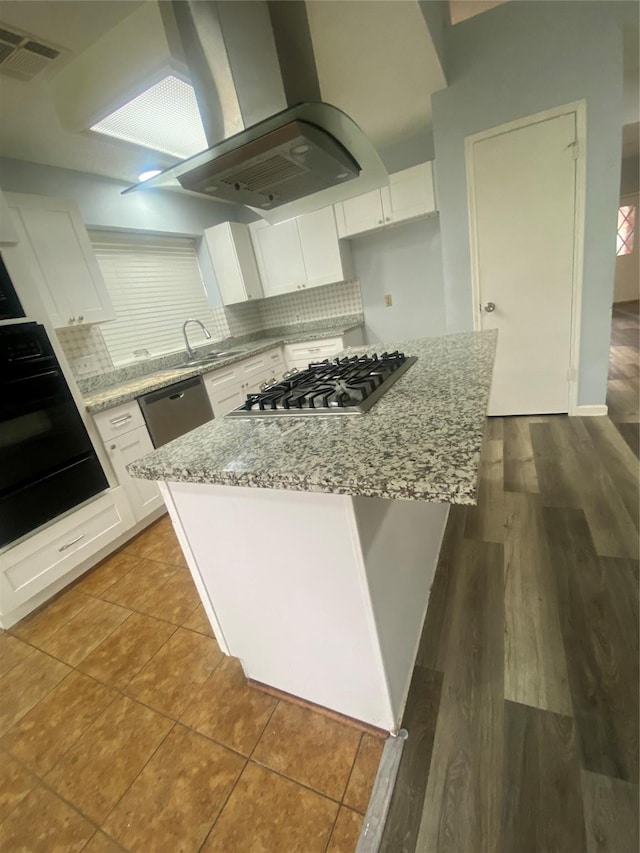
[0,0,446,185]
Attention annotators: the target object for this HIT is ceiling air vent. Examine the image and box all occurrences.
[0,23,65,81]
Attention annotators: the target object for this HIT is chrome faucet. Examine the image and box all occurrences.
[182,318,212,360]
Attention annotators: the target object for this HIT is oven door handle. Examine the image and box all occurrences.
[6,369,60,383]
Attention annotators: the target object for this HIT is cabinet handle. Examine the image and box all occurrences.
[77,315,84,322]
[109,414,132,426]
[69,316,75,324]
[307,347,320,353]
[59,534,84,552]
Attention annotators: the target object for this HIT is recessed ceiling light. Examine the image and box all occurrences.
[91,75,208,159]
[138,169,162,182]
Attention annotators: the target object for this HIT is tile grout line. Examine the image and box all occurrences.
[323,731,366,853]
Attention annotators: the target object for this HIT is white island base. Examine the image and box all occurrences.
[160,481,449,732]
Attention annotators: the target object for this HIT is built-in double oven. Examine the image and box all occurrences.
[0,255,108,548]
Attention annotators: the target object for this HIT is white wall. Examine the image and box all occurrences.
[432,0,628,408]
[352,217,446,345]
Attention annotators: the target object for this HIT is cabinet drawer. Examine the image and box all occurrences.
[0,488,132,610]
[284,338,343,365]
[202,364,239,395]
[237,347,283,378]
[94,401,145,441]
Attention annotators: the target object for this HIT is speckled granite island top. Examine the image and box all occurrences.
[128,330,497,504]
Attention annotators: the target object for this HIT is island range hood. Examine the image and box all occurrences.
[124,0,387,222]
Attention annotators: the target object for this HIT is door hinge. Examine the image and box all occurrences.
[569,140,579,160]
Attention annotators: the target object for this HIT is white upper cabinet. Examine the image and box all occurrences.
[296,207,352,289]
[336,188,388,238]
[250,219,306,297]
[383,162,436,224]
[335,162,437,239]
[5,193,114,327]
[250,207,351,298]
[203,221,263,306]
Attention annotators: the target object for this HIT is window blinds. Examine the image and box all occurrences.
[91,232,213,366]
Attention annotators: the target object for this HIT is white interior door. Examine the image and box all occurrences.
[469,112,578,415]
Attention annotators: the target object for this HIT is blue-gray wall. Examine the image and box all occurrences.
[352,217,446,345]
[432,1,625,407]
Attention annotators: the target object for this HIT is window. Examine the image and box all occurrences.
[91,232,213,366]
[616,204,636,256]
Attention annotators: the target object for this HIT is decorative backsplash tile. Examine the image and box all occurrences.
[259,280,363,330]
[56,325,114,377]
[61,280,363,381]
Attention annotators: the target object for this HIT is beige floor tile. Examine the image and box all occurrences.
[45,694,172,823]
[326,807,363,853]
[343,733,385,813]
[182,602,215,637]
[10,589,91,646]
[0,751,38,823]
[0,633,34,678]
[1,671,115,776]
[103,724,245,853]
[202,762,337,853]
[253,701,362,801]
[77,612,177,690]
[134,569,202,625]
[37,598,131,666]
[0,784,95,852]
[181,656,277,755]
[100,557,178,611]
[83,832,127,852]
[73,550,143,597]
[142,533,188,568]
[0,649,70,737]
[125,627,223,718]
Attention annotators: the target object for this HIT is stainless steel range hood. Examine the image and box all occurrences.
[123,0,387,223]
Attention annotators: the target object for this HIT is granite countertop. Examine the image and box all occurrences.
[83,317,363,414]
[128,330,497,504]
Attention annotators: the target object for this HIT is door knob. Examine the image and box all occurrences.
[484,302,496,313]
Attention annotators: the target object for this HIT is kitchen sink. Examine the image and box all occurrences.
[170,350,246,369]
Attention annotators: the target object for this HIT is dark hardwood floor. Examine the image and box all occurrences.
[381,301,639,853]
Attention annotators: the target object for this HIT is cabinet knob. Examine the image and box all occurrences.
[77,315,84,322]
[378,220,383,225]
[302,284,306,289]
[69,316,75,323]
[385,217,391,222]
[110,443,116,450]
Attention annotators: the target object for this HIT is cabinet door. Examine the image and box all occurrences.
[208,385,245,418]
[251,219,306,296]
[204,222,263,305]
[106,426,163,522]
[383,162,436,224]
[297,207,345,288]
[340,190,385,236]
[5,194,114,327]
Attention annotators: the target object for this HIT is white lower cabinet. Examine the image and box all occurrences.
[93,400,164,523]
[203,347,285,417]
[283,337,345,371]
[0,487,133,615]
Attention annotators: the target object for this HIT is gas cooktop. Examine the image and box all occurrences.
[226,351,417,417]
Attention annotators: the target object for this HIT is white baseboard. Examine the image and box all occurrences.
[573,404,608,417]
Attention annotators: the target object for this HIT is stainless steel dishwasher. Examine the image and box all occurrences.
[138,375,213,448]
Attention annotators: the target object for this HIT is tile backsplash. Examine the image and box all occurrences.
[56,325,114,378]
[59,280,363,379]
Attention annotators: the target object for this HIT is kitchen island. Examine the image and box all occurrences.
[129,330,496,731]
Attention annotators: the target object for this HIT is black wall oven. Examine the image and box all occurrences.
[0,322,108,548]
